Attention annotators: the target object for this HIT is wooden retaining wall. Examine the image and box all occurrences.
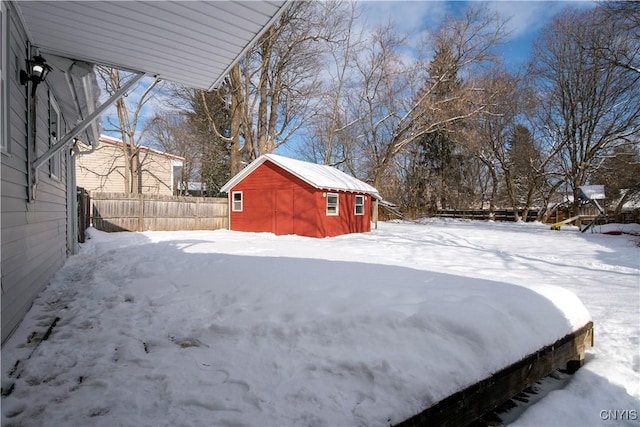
[394,321,594,427]
[91,192,228,232]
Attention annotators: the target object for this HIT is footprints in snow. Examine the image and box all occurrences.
[181,368,260,414]
[169,336,209,349]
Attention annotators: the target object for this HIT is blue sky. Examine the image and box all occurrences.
[100,0,597,150]
[358,0,596,68]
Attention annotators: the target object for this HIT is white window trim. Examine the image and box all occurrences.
[232,191,243,212]
[355,195,365,216]
[1,2,8,156]
[326,192,339,216]
[49,94,61,180]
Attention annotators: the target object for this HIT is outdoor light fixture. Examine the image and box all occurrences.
[20,55,52,95]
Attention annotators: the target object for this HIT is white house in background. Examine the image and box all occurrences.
[177,182,208,197]
[1,0,290,343]
[76,135,184,196]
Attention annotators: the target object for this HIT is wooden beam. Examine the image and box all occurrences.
[394,321,594,427]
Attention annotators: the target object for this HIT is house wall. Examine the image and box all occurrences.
[76,138,178,196]
[1,2,70,343]
[228,161,371,238]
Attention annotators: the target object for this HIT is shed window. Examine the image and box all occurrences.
[232,191,243,211]
[326,193,339,216]
[355,195,365,215]
[49,95,61,180]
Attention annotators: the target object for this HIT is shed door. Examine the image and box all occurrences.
[274,189,294,235]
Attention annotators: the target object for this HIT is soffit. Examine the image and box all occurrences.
[16,1,288,90]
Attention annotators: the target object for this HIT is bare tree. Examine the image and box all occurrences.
[349,23,410,193]
[350,4,508,192]
[471,70,548,221]
[471,70,521,219]
[509,124,545,221]
[189,1,345,175]
[299,1,362,167]
[592,143,640,218]
[531,7,640,215]
[97,68,160,193]
[148,112,201,195]
[594,1,640,75]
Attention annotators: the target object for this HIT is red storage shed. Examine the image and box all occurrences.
[220,154,380,238]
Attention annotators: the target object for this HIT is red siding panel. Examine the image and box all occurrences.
[228,161,371,238]
[317,192,371,237]
[275,189,294,235]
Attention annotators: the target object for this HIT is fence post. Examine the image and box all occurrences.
[195,197,200,230]
[138,194,144,232]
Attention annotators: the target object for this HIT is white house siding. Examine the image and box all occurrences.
[1,2,69,343]
[76,137,182,196]
[1,0,290,345]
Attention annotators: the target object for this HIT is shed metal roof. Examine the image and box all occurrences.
[16,1,289,90]
[221,154,380,197]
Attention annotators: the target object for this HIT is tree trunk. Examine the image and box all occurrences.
[229,64,244,175]
[503,168,521,222]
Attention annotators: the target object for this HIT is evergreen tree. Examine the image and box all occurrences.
[409,43,466,210]
[186,89,232,196]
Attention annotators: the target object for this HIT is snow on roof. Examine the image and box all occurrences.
[221,153,380,197]
[608,189,640,211]
[578,185,605,200]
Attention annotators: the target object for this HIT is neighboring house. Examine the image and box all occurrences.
[578,185,605,202]
[177,181,207,197]
[76,135,184,196]
[220,154,380,238]
[1,0,289,343]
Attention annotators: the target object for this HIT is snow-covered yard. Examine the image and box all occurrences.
[2,220,639,426]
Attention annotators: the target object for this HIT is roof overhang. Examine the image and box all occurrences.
[16,0,291,90]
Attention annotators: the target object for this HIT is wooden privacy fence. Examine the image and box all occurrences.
[436,209,541,222]
[91,192,228,232]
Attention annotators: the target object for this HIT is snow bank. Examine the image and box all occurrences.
[590,223,640,236]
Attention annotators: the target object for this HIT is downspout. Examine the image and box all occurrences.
[25,44,37,201]
[372,196,379,230]
[65,69,98,254]
[66,144,78,253]
[30,71,145,201]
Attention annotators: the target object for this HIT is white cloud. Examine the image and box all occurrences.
[354,1,450,64]
[358,0,448,36]
[356,0,597,69]
[485,1,597,40]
